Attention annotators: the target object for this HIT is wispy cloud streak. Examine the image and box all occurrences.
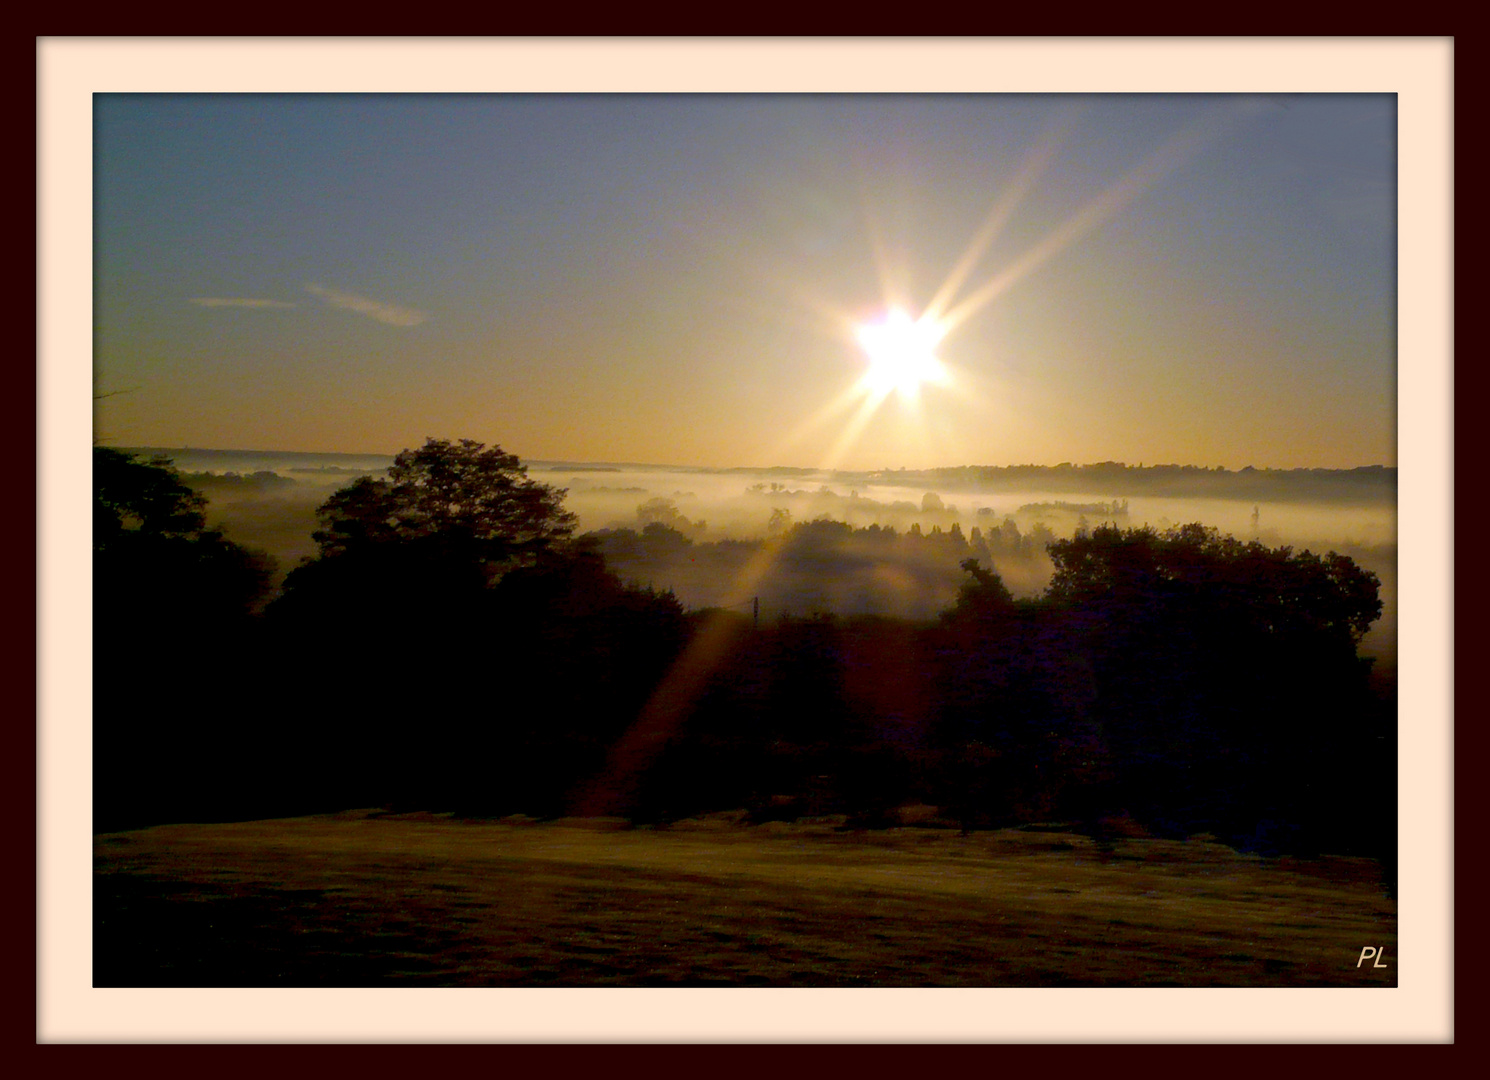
[305,283,428,327]
[190,297,295,309]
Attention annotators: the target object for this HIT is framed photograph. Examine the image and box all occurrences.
[39,37,1452,1042]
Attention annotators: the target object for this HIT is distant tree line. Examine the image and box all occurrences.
[585,513,1058,619]
[1016,499,1129,517]
[884,462,1395,505]
[92,440,1394,871]
[180,469,298,493]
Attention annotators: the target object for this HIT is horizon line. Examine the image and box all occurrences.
[108,444,1399,476]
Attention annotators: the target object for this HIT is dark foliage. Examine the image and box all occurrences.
[621,525,1389,863]
[93,449,275,831]
[95,441,1391,871]
[262,440,685,817]
[309,437,577,569]
[1041,524,1388,853]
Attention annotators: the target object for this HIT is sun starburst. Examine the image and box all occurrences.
[853,307,949,399]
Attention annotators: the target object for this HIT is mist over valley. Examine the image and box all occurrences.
[141,447,1397,672]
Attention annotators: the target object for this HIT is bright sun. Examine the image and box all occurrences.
[854,307,949,398]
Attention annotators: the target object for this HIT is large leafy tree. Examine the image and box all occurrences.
[1046,522,1382,648]
[1042,523,1386,851]
[95,446,211,544]
[94,447,273,625]
[943,557,1015,624]
[309,437,578,574]
[270,438,687,816]
[94,448,274,830]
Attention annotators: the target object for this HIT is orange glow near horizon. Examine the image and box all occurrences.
[756,105,1250,474]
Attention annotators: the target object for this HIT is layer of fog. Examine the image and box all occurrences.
[140,449,1396,670]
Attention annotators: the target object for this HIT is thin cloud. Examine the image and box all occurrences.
[190,297,296,309]
[305,283,428,327]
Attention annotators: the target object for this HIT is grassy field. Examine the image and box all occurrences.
[94,810,1397,987]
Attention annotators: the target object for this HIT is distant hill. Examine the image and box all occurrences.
[116,448,1395,506]
[852,463,1395,505]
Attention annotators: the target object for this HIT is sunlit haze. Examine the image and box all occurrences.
[93,93,1396,471]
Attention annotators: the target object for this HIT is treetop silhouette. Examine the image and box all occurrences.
[1046,522,1382,646]
[942,557,1016,627]
[310,437,578,573]
[93,446,272,618]
[94,446,211,546]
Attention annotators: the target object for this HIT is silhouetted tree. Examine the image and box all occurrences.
[94,447,273,631]
[943,558,1015,623]
[93,449,275,830]
[95,447,208,542]
[1043,523,1385,852]
[309,437,577,573]
[273,437,580,645]
[928,558,1066,829]
[1046,523,1382,647]
[268,439,690,817]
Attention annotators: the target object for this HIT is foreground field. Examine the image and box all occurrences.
[94,811,1397,987]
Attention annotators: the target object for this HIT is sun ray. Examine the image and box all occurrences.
[700,105,1238,481]
[923,119,1071,323]
[570,607,748,816]
[572,533,793,816]
[938,363,1000,418]
[859,187,902,310]
[941,112,1229,338]
[818,384,894,471]
[768,377,877,461]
